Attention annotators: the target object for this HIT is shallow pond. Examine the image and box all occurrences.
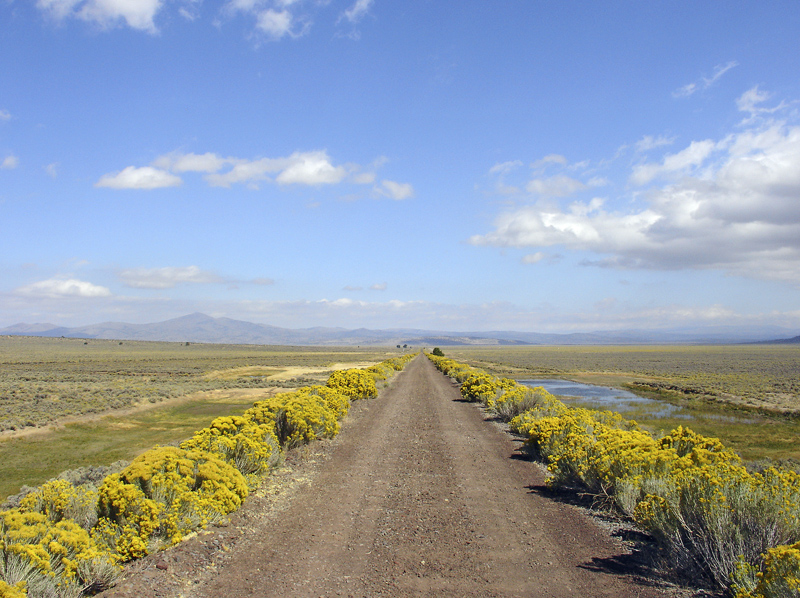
[519,378,756,424]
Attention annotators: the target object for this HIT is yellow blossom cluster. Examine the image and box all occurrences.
[1,354,417,595]
[326,368,378,401]
[0,509,118,597]
[426,353,800,596]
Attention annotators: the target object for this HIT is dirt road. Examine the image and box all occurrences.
[101,355,674,598]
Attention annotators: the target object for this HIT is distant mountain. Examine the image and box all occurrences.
[1,313,796,346]
[755,335,800,345]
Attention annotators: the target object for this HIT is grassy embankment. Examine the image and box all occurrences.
[0,336,404,498]
[446,345,800,463]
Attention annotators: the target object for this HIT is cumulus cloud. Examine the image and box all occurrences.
[472,102,800,284]
[17,278,111,298]
[673,61,738,98]
[118,266,224,289]
[630,139,716,185]
[37,0,164,32]
[370,282,387,291]
[101,149,406,196]
[1,155,19,170]
[95,166,182,189]
[377,179,414,200]
[45,163,58,178]
[276,151,347,185]
[0,109,10,121]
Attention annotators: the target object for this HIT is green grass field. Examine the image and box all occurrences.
[0,336,404,498]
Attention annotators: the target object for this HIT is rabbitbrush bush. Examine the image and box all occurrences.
[180,415,282,487]
[1,355,417,595]
[244,391,339,450]
[0,509,119,597]
[94,446,248,560]
[326,369,377,401]
[426,352,800,596]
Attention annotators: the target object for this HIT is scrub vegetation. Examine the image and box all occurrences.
[427,352,800,598]
[446,345,800,414]
[0,350,414,597]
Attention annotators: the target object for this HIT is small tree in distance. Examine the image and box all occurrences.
[431,347,445,357]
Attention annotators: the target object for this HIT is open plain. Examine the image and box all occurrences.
[99,355,682,598]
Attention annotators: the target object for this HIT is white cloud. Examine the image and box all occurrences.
[203,151,346,187]
[153,152,230,173]
[673,61,738,98]
[256,9,293,38]
[635,135,677,153]
[370,282,387,291]
[45,163,58,177]
[276,151,347,185]
[37,0,164,32]
[118,266,224,289]
[101,149,400,195]
[472,109,800,284]
[341,0,372,23]
[526,174,587,197]
[17,278,111,298]
[531,154,567,170]
[377,179,414,200]
[736,86,789,124]
[522,252,546,264]
[1,155,19,170]
[96,166,183,189]
[0,109,10,121]
[630,139,716,185]
[489,160,523,175]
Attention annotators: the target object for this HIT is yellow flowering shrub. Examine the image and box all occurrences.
[0,580,26,598]
[296,385,350,420]
[425,354,478,382]
[180,415,282,478]
[96,447,247,557]
[95,474,163,560]
[245,392,339,449]
[436,354,800,594]
[18,479,99,531]
[326,369,377,401]
[0,509,119,596]
[493,385,548,422]
[734,541,800,598]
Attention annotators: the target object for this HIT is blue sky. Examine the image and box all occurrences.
[2,1,800,333]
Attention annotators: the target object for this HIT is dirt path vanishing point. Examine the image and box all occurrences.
[100,355,680,598]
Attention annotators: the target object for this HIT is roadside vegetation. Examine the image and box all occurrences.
[0,351,415,597]
[426,352,800,598]
[447,345,800,414]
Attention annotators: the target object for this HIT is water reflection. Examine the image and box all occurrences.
[519,379,756,424]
